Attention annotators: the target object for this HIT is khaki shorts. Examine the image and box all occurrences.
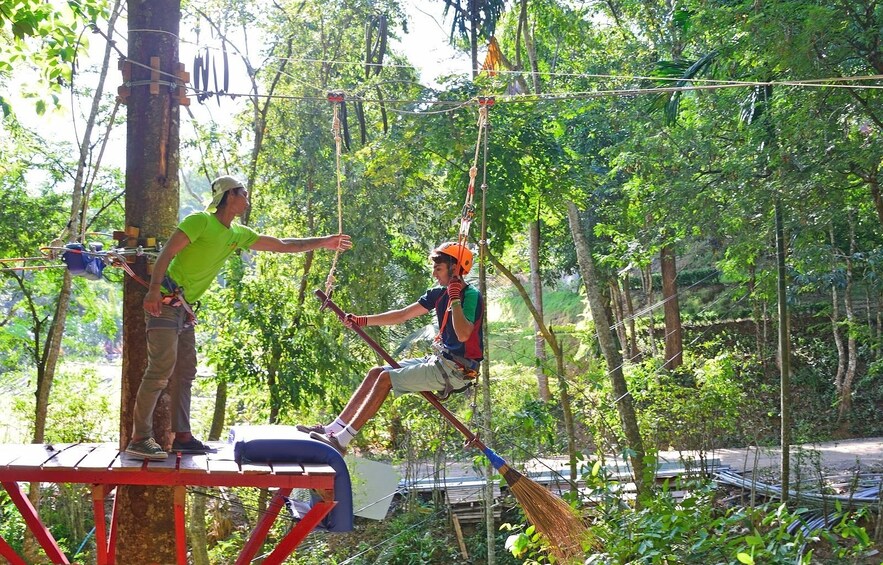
[387,355,473,396]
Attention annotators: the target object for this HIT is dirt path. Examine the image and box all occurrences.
[709,437,883,474]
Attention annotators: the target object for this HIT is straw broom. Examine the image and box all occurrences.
[315,290,593,562]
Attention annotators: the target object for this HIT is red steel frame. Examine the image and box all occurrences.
[0,443,337,565]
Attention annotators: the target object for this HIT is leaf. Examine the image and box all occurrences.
[736,552,755,565]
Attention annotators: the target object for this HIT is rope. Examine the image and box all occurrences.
[324,92,346,297]
[436,98,493,340]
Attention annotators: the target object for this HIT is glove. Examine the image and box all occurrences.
[447,279,463,301]
[345,313,367,328]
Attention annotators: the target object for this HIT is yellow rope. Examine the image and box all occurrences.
[324,95,345,296]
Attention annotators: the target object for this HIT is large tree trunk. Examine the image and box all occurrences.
[529,219,550,401]
[567,202,648,501]
[660,244,683,370]
[118,2,181,562]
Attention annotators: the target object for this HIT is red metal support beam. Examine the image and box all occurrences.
[263,492,337,565]
[174,486,187,564]
[91,484,110,565]
[236,487,293,565]
[107,487,120,563]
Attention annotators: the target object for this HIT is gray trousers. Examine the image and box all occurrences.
[131,303,197,440]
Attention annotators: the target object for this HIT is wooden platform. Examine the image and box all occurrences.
[0,442,337,565]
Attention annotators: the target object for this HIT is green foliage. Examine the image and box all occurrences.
[0,0,109,116]
[582,483,874,565]
[0,489,25,557]
[11,366,114,442]
[628,353,746,450]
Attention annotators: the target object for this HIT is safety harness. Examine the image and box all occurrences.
[431,287,482,400]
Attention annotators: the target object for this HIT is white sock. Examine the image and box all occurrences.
[332,425,357,447]
[325,418,346,435]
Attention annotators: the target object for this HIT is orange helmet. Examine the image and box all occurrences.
[431,242,474,275]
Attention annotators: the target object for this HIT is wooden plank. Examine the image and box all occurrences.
[4,444,61,469]
[41,444,97,469]
[268,462,305,475]
[206,458,242,475]
[240,463,273,475]
[0,446,24,467]
[301,464,335,476]
[177,454,209,474]
[77,445,123,471]
[143,456,179,472]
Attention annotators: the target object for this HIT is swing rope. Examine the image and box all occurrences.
[436,98,494,342]
[324,92,346,297]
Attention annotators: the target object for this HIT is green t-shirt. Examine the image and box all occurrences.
[167,212,259,302]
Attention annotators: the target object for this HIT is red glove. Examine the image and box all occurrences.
[447,279,463,301]
[345,313,367,328]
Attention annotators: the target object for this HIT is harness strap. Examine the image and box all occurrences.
[433,356,476,401]
[161,275,198,326]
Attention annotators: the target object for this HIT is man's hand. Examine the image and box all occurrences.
[143,288,163,316]
[447,278,463,301]
[345,313,368,328]
[325,234,352,251]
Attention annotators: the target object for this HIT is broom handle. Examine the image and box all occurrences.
[314,289,489,452]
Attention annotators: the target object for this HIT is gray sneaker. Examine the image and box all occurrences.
[125,437,168,460]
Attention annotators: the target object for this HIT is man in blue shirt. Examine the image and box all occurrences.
[303,242,483,454]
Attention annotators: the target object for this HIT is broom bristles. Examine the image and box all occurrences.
[500,464,596,563]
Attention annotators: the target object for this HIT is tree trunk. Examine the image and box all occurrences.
[209,380,228,441]
[26,5,123,558]
[877,292,882,361]
[519,0,541,94]
[774,198,792,500]
[486,250,579,488]
[118,2,181,562]
[830,225,846,393]
[643,265,658,357]
[566,202,647,501]
[549,328,578,494]
[748,264,765,368]
[529,220,550,401]
[660,244,683,370]
[839,213,858,424]
[869,168,883,229]
[609,280,629,359]
[621,274,639,361]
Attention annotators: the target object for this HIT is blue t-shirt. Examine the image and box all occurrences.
[418,285,484,361]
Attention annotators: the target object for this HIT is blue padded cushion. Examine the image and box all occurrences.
[229,425,353,532]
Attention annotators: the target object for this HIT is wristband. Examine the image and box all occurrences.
[449,299,461,309]
[347,314,368,327]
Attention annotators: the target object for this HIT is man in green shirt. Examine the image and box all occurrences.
[126,175,351,460]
